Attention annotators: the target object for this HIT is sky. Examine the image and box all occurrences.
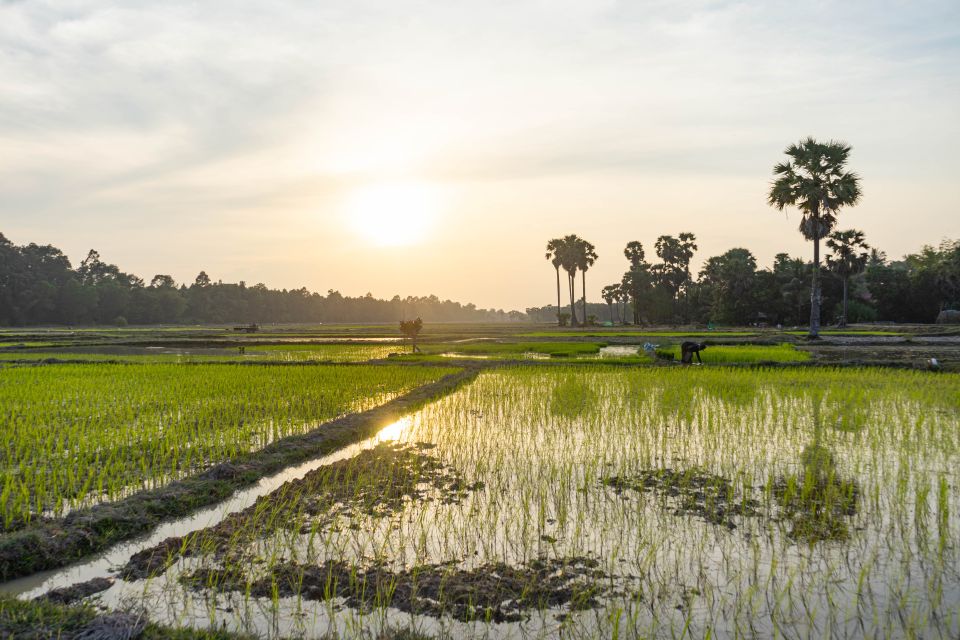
[1,0,958,311]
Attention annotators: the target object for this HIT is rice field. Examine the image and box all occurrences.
[0,343,402,363]
[0,363,455,529]
[654,343,811,363]
[59,366,960,639]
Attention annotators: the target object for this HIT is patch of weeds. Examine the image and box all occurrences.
[773,445,860,543]
[183,556,611,624]
[602,468,761,529]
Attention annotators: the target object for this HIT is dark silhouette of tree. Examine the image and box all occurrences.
[553,234,583,326]
[826,230,870,327]
[150,275,176,289]
[653,233,697,321]
[622,241,652,324]
[545,239,564,325]
[768,137,862,338]
[399,317,423,353]
[698,248,759,324]
[601,284,619,324]
[576,238,598,324]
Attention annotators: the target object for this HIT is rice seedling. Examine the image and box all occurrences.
[86,366,959,639]
[655,342,810,363]
[0,363,456,528]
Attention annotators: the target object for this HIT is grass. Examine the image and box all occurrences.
[421,341,606,358]
[522,330,758,338]
[0,343,402,363]
[655,342,811,363]
[0,363,455,528]
[114,365,959,638]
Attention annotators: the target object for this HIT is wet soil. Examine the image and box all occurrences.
[35,577,114,606]
[182,556,611,624]
[602,468,762,529]
[603,465,859,542]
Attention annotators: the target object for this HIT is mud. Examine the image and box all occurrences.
[182,556,611,624]
[35,577,114,605]
[603,464,859,542]
[602,468,762,529]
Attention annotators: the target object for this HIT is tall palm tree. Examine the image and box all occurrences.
[577,238,598,324]
[557,234,582,326]
[768,137,862,338]
[545,239,564,326]
[602,284,619,324]
[826,229,869,328]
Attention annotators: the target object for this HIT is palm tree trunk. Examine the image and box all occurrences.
[809,217,822,339]
[554,266,561,326]
[840,276,848,328]
[568,273,578,326]
[581,270,587,325]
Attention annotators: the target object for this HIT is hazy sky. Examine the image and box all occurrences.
[2,1,958,310]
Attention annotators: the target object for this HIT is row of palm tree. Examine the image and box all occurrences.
[545,235,597,326]
[543,138,864,335]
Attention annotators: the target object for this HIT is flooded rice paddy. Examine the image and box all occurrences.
[8,366,960,638]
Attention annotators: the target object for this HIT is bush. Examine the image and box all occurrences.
[833,301,877,324]
[113,316,128,327]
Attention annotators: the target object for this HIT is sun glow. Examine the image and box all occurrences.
[344,181,442,246]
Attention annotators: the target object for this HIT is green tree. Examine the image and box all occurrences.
[768,137,862,338]
[699,248,758,324]
[826,229,869,327]
[653,232,697,321]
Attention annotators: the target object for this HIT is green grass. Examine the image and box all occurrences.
[0,363,456,528]
[523,330,758,338]
[655,343,811,363]
[422,341,606,358]
[0,341,58,348]
[0,344,402,363]
[784,330,908,337]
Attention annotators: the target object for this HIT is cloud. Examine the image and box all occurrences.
[0,0,958,307]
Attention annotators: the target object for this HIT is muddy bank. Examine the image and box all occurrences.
[121,442,485,581]
[181,556,611,624]
[0,367,479,582]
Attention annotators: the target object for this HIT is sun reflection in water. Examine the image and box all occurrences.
[375,417,412,442]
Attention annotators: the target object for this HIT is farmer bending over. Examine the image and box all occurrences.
[680,341,707,364]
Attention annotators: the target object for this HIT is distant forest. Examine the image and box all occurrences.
[0,233,523,326]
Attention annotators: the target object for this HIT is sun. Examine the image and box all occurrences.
[343,181,441,247]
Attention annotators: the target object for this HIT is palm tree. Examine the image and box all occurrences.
[768,137,862,338]
[577,238,598,324]
[557,234,582,326]
[545,239,564,326]
[602,284,619,324]
[826,229,869,327]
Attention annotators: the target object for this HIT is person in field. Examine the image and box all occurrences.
[680,341,707,364]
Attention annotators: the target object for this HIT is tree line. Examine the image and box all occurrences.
[0,233,523,326]
[536,139,959,332]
